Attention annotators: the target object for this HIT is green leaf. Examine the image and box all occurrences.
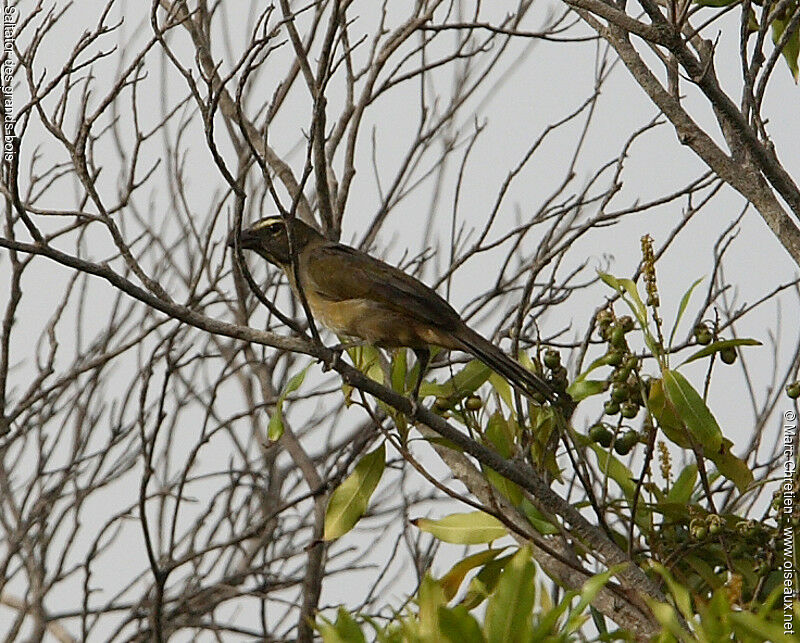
[589,606,609,637]
[663,370,722,454]
[530,588,576,637]
[698,589,734,639]
[484,548,536,643]
[652,502,698,521]
[268,364,310,441]
[324,443,386,540]
[529,406,561,481]
[567,378,607,402]
[346,344,383,383]
[319,607,366,643]
[649,562,694,624]
[438,606,486,643]
[756,583,784,617]
[484,413,514,457]
[391,349,408,393]
[681,338,761,366]
[669,277,703,349]
[729,610,788,641]
[439,549,506,601]
[712,437,754,493]
[773,13,800,82]
[483,466,523,506]
[488,373,514,410]
[598,272,646,324]
[659,372,752,491]
[617,278,648,322]
[413,511,507,545]
[519,498,559,535]
[419,360,492,399]
[646,600,689,639]
[667,464,698,504]
[418,574,446,641]
[565,565,625,632]
[459,555,513,609]
[684,554,724,590]
[647,378,691,449]
[573,353,615,384]
[597,270,622,290]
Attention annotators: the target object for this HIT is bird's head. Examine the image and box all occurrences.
[230,216,322,268]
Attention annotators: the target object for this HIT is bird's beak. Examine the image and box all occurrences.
[227,226,258,250]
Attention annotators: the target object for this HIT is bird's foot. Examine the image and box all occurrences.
[321,340,368,372]
[321,347,342,373]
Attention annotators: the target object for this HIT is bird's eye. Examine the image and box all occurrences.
[253,217,283,233]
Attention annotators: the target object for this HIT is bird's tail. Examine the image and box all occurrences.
[455,326,571,409]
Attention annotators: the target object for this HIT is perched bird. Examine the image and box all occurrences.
[231,216,566,407]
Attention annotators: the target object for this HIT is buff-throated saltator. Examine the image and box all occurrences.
[232,216,566,407]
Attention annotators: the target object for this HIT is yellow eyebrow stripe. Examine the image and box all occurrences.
[252,217,283,231]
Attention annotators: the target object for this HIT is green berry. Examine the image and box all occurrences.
[612,367,631,383]
[786,382,800,399]
[434,396,451,411]
[620,402,639,419]
[606,350,624,367]
[611,383,629,402]
[465,395,482,411]
[720,346,737,364]
[589,424,613,448]
[544,349,561,370]
[627,382,644,405]
[690,518,707,540]
[611,325,626,348]
[614,431,638,455]
[694,323,712,345]
[619,316,635,333]
[604,400,620,415]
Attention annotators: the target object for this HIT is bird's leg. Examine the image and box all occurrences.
[409,348,430,414]
[322,339,367,372]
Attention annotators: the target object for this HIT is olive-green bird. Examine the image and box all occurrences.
[232,216,565,406]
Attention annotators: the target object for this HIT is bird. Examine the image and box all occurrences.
[231,216,568,407]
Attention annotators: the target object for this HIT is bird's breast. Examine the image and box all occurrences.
[302,288,455,349]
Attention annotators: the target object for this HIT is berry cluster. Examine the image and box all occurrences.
[589,310,646,456]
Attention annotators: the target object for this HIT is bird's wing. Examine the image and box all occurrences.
[304,243,461,330]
